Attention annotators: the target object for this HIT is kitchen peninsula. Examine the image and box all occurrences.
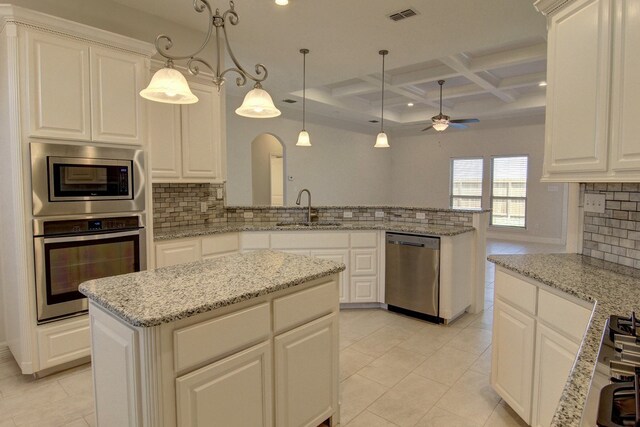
[79,250,345,427]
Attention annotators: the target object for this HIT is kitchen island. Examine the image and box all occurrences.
[79,250,345,427]
[488,253,640,427]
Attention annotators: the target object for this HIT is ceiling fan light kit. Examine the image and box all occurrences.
[374,49,390,148]
[296,48,312,147]
[422,80,479,132]
[140,0,281,119]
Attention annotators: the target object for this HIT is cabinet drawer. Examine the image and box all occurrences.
[538,289,592,342]
[155,239,201,268]
[271,232,349,249]
[350,232,378,248]
[174,302,270,373]
[37,316,90,370]
[273,279,338,335]
[495,269,537,315]
[240,232,270,250]
[202,233,239,256]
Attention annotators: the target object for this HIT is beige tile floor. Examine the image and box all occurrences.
[0,239,565,427]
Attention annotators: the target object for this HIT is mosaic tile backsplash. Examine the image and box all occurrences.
[582,183,640,269]
[152,183,226,228]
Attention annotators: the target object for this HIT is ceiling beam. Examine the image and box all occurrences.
[469,42,547,72]
[497,71,547,89]
[359,75,441,109]
[331,81,378,98]
[390,64,457,86]
[440,54,516,103]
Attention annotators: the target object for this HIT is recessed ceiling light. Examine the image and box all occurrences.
[275,0,289,5]
[407,103,414,107]
[538,81,547,87]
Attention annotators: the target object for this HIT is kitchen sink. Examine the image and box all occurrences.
[276,221,342,227]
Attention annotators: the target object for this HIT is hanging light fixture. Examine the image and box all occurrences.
[296,49,311,147]
[140,0,281,118]
[374,50,390,148]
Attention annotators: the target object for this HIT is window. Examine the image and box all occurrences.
[491,156,528,227]
[450,158,483,210]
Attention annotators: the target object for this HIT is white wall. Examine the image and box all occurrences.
[226,96,393,206]
[390,123,566,242]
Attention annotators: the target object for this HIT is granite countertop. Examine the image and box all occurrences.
[488,253,640,427]
[154,221,475,241]
[79,250,346,327]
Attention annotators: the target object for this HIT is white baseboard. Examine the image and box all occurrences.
[487,230,565,245]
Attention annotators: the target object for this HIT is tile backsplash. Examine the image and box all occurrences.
[152,183,226,228]
[582,183,640,269]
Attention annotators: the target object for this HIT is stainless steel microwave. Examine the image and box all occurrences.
[31,142,145,216]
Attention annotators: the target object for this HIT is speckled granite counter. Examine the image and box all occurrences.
[154,221,475,241]
[488,253,640,427]
[79,250,345,327]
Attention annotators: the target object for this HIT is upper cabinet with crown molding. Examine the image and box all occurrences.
[12,8,153,145]
[537,0,640,182]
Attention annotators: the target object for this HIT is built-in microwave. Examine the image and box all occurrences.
[30,142,145,216]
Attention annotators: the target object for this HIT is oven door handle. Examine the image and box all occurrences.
[41,230,142,244]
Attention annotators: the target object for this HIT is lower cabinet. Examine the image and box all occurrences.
[274,313,338,427]
[37,315,91,371]
[310,250,349,303]
[155,233,239,267]
[491,268,592,427]
[176,341,273,427]
[492,299,536,422]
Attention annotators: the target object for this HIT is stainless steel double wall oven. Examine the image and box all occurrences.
[30,142,147,323]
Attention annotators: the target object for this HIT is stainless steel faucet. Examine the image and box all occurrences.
[296,188,312,223]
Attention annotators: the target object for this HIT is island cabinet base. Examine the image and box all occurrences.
[88,275,340,427]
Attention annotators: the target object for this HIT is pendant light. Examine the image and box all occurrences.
[374,50,390,148]
[140,1,281,118]
[296,49,311,147]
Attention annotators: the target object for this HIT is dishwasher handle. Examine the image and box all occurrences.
[388,240,424,248]
[386,233,440,250]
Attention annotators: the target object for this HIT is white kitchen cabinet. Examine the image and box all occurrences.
[23,29,91,140]
[350,276,378,303]
[492,298,536,423]
[155,238,201,267]
[274,313,338,427]
[90,46,146,145]
[541,0,640,181]
[176,341,272,427]
[531,323,580,427]
[21,28,148,145]
[149,75,224,182]
[36,315,90,371]
[310,250,349,303]
[491,267,593,427]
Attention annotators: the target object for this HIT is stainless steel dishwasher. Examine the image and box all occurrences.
[385,233,441,322]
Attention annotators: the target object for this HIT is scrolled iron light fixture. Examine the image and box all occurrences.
[140,0,281,118]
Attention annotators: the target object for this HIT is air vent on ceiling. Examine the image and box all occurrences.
[369,120,379,123]
[388,8,418,22]
[282,99,297,103]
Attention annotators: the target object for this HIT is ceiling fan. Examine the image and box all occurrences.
[421,80,479,132]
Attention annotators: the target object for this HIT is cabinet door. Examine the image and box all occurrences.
[610,0,640,172]
[148,101,182,178]
[181,82,222,180]
[90,47,146,144]
[176,341,272,427]
[275,313,338,427]
[349,276,378,303]
[491,299,535,424]
[351,249,377,276]
[544,0,612,176]
[310,249,349,303]
[24,30,91,140]
[531,323,579,427]
[155,239,201,267]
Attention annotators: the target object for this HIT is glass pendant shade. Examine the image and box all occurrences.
[374,131,390,148]
[235,85,281,118]
[140,67,198,104]
[296,130,311,146]
[433,122,449,132]
[275,0,289,5]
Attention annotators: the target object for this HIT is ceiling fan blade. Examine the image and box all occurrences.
[449,123,468,129]
[450,118,480,124]
[421,125,434,131]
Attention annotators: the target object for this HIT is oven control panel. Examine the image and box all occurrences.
[41,216,141,236]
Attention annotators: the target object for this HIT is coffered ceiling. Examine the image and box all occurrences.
[111,0,548,132]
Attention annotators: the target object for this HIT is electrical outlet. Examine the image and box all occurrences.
[243,212,254,219]
[584,193,606,213]
[343,211,353,218]
[216,188,223,200]
[200,202,208,213]
[416,212,426,219]
[375,211,384,218]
